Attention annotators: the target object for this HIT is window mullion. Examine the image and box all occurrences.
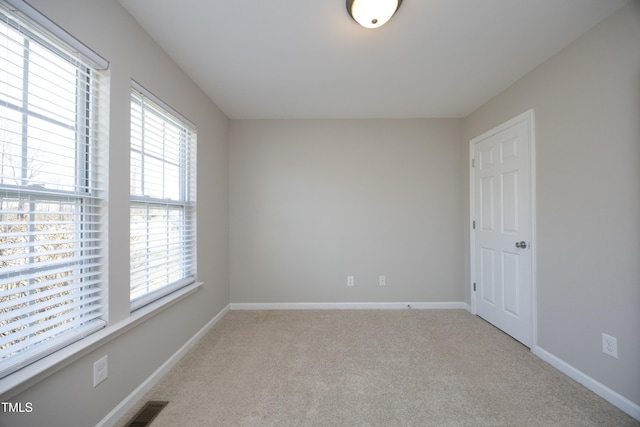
[140,100,145,196]
[20,37,29,186]
[75,66,87,316]
[162,119,166,200]
[145,202,150,296]
[22,37,38,346]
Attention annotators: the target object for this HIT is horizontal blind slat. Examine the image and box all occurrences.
[0,278,101,303]
[0,305,104,355]
[0,295,103,339]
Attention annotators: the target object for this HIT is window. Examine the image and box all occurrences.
[0,0,107,378]
[130,82,196,310]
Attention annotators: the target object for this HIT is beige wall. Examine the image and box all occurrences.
[2,0,230,426]
[463,1,640,406]
[230,119,464,304]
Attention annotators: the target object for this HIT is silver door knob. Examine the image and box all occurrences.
[515,241,527,249]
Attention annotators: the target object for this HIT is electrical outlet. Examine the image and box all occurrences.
[347,275,354,287]
[93,355,108,387]
[602,333,618,359]
[379,275,386,286]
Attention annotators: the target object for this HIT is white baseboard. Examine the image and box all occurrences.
[96,304,230,427]
[230,301,470,311]
[534,346,640,421]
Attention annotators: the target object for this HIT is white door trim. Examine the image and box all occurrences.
[469,109,537,349]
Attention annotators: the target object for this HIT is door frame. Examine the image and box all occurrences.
[469,109,537,349]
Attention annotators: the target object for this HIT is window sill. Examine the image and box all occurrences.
[0,281,203,400]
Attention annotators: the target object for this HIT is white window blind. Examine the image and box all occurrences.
[0,0,107,378]
[130,82,196,311]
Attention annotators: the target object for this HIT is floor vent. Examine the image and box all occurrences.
[126,401,168,427]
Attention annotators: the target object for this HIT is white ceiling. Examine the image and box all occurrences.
[117,0,628,119]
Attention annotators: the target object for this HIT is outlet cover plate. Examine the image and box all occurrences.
[602,333,618,359]
[93,355,108,387]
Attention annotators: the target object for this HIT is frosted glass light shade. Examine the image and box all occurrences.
[347,0,402,29]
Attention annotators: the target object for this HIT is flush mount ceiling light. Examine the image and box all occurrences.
[346,0,403,29]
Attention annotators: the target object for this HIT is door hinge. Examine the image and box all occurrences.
[473,282,476,292]
[472,220,476,229]
[472,158,475,167]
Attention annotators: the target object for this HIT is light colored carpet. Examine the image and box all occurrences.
[116,310,638,426]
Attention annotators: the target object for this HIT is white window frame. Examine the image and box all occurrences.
[0,0,107,379]
[129,81,197,311]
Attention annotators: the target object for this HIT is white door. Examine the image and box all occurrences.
[471,111,534,348]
